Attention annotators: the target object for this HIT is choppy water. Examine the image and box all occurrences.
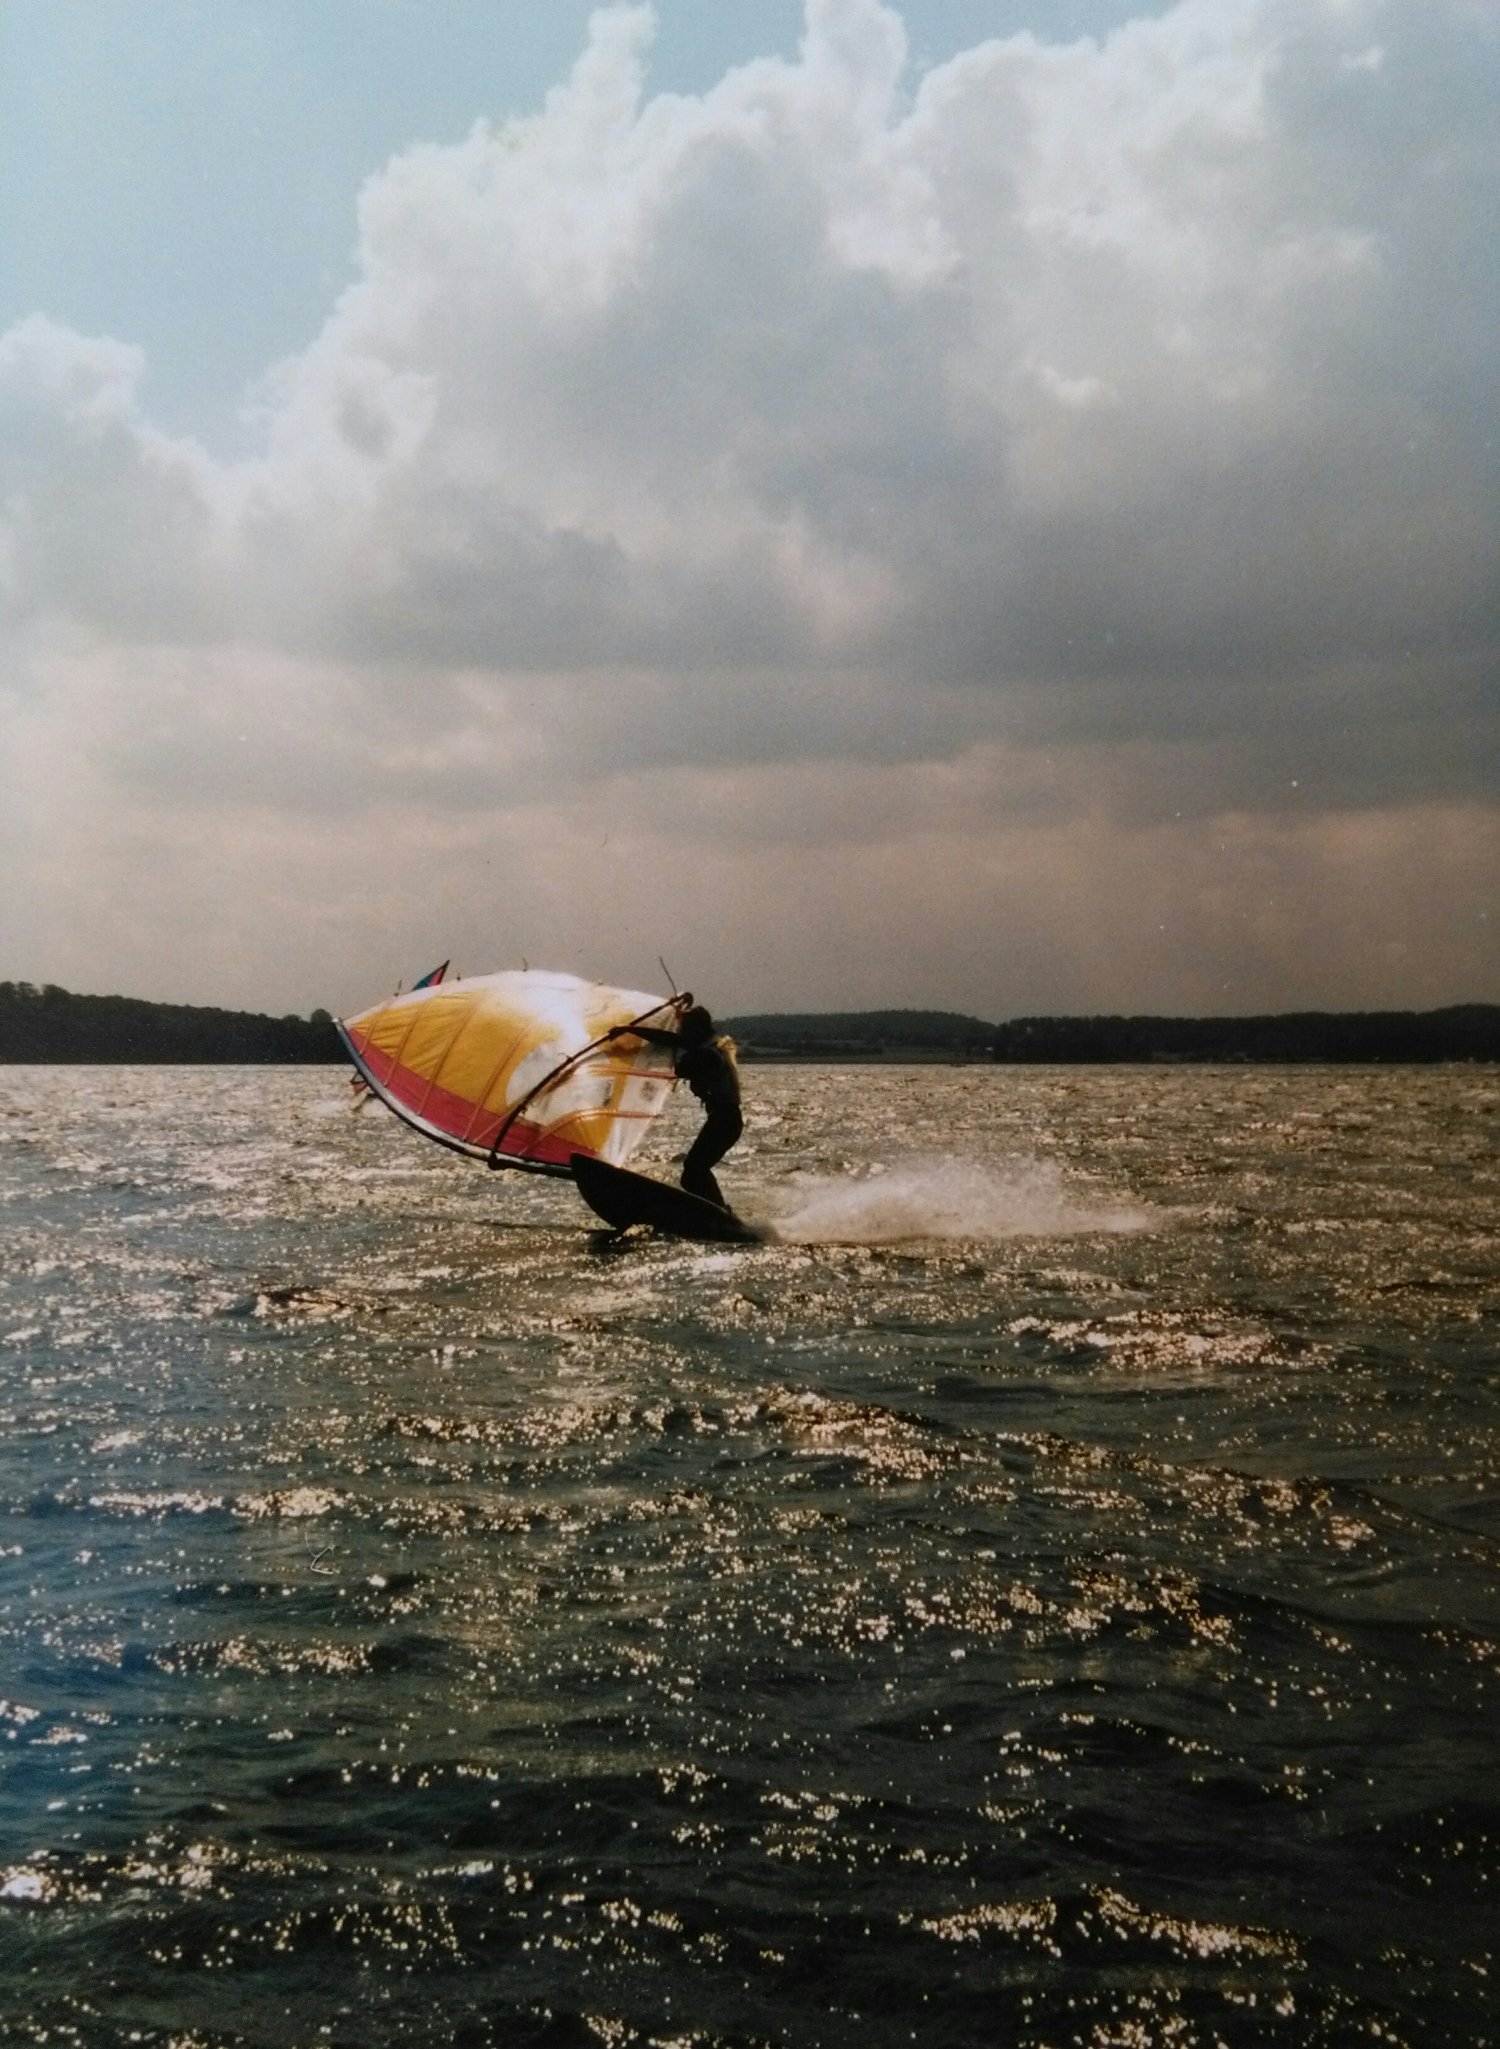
[0,1062,1496,2048]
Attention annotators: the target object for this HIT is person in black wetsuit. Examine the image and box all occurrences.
[611,1001,743,1210]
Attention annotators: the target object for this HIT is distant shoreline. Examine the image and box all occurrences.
[2,983,1495,1065]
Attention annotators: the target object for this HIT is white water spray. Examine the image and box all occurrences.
[772,1155,1149,1246]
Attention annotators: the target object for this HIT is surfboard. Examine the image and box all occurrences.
[570,1154,768,1244]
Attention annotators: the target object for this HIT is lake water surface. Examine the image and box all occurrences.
[0,1064,1496,2046]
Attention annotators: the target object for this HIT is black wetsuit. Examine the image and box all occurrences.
[634,1028,743,1208]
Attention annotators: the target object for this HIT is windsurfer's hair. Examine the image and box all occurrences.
[679,1005,715,1043]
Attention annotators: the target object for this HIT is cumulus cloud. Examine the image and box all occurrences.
[0,318,224,639]
[1,0,1496,1011]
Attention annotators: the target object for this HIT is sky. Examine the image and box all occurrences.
[1,0,1496,1022]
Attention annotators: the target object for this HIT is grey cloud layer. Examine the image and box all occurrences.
[0,0,1496,1017]
[5,0,1497,786]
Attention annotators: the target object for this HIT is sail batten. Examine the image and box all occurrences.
[337,969,679,1176]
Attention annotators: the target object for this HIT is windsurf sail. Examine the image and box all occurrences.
[336,969,682,1177]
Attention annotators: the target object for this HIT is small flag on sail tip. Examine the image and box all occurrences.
[413,960,450,989]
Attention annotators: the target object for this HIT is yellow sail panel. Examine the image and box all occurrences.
[336,970,678,1173]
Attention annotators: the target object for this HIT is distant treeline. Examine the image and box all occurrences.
[1,982,1495,1064]
[987,1006,1500,1064]
[0,983,340,1063]
[726,1010,995,1059]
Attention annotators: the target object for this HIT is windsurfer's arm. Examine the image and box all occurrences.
[606,1022,679,1048]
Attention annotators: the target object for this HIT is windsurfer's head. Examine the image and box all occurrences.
[679,1004,715,1043]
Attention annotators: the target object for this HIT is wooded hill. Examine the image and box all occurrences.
[724,1010,995,1058]
[1,982,1495,1063]
[986,1006,1500,1064]
[0,983,339,1063]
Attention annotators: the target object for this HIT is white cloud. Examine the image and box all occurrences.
[1,0,1496,1010]
[0,317,223,639]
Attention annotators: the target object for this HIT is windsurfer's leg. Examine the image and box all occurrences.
[681,1128,726,1205]
[681,1109,742,1208]
[683,1161,726,1207]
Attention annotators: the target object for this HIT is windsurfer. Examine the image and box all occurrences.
[611,1001,743,1210]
